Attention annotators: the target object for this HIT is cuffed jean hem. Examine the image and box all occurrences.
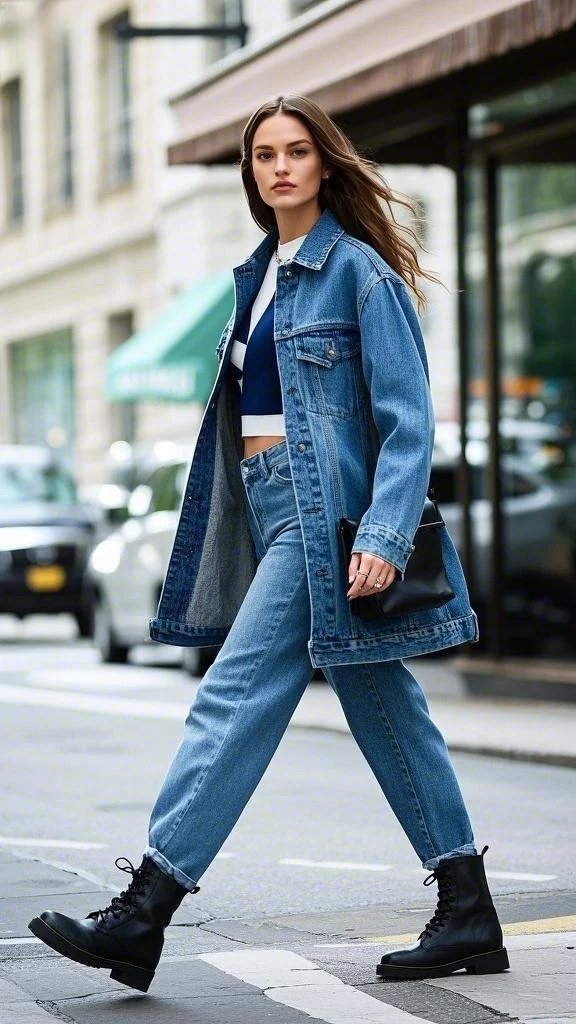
[144,845,200,893]
[422,843,477,871]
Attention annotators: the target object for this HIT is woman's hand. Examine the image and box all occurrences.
[347,552,396,599]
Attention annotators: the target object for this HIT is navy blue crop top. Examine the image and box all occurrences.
[228,232,306,437]
[228,295,284,436]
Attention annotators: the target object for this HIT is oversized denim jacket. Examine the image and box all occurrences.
[150,209,478,666]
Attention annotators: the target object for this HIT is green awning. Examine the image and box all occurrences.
[105,271,234,403]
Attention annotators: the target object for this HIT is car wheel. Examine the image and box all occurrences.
[75,607,94,639]
[94,596,130,664]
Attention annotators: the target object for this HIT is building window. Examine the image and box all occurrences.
[1,78,24,227]
[205,0,244,64]
[108,311,136,443]
[9,330,75,465]
[99,10,133,191]
[47,33,74,211]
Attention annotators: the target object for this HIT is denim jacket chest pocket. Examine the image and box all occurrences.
[293,329,362,419]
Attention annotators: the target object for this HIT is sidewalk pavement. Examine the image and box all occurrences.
[1,653,574,1021]
[297,659,576,768]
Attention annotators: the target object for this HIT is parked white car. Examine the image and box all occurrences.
[87,447,216,671]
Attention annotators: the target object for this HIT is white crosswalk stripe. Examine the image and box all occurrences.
[200,948,433,1024]
[26,669,173,690]
[280,858,394,873]
[0,835,108,850]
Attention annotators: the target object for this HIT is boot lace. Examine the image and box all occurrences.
[418,867,457,940]
[88,857,156,925]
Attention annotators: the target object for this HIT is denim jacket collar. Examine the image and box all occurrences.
[236,208,345,276]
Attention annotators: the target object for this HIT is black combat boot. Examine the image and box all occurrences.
[28,856,196,992]
[377,846,509,980]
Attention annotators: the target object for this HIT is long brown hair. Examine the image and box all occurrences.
[241,95,437,310]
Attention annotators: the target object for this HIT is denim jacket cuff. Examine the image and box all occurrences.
[351,523,414,575]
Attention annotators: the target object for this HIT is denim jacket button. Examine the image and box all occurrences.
[296,443,306,452]
[327,347,336,358]
[285,270,293,278]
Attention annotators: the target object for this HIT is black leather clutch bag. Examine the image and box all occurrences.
[338,491,455,619]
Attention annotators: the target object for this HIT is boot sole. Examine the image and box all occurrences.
[376,946,510,980]
[28,917,155,992]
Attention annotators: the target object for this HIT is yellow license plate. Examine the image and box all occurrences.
[25,565,67,592]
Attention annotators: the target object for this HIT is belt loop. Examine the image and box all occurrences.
[260,448,271,479]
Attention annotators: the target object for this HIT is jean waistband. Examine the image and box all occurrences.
[240,440,288,479]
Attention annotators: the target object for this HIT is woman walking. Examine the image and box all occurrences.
[30,95,508,992]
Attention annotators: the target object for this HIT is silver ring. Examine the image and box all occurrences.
[356,570,369,578]
[374,581,383,589]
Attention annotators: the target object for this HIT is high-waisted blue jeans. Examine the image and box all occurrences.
[146,440,475,891]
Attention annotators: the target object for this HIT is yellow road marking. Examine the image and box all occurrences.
[502,915,576,936]
[367,915,576,945]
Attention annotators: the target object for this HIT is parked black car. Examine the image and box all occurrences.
[0,446,99,636]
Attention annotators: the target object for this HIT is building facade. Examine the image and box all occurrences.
[0,0,161,485]
[0,0,242,485]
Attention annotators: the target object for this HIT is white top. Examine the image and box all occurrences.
[230,233,307,436]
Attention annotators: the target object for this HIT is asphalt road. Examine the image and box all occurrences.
[0,617,574,1024]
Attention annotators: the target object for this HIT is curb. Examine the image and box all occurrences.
[289,719,576,769]
[444,743,576,770]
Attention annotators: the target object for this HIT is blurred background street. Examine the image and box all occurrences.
[1,0,576,1020]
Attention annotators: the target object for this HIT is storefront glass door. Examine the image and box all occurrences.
[496,145,576,657]
[463,72,576,659]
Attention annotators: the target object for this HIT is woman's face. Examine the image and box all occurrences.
[251,112,326,215]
